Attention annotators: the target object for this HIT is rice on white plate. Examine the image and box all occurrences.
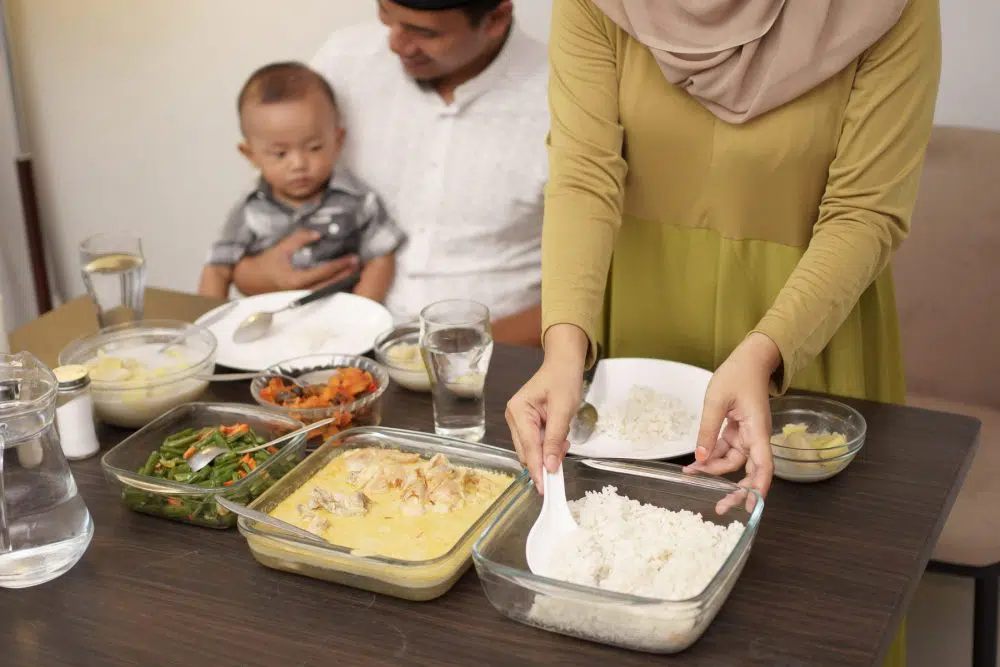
[594,385,697,448]
[527,486,744,652]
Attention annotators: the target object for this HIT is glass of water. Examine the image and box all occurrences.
[419,300,494,442]
[79,233,147,328]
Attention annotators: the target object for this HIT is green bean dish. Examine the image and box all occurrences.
[122,423,300,529]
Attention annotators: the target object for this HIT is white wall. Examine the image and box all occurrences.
[5,0,997,304]
[0,19,36,331]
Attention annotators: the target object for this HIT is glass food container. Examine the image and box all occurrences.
[235,426,526,601]
[101,402,307,528]
[59,319,217,428]
[472,457,764,654]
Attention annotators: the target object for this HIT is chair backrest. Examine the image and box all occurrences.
[894,126,1000,410]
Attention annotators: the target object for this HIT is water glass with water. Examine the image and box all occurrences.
[419,300,494,442]
[0,352,94,588]
[80,232,147,327]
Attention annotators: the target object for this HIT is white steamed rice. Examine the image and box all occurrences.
[527,486,745,652]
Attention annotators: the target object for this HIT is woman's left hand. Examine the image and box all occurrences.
[683,333,781,514]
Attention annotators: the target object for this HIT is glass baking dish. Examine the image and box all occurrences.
[472,457,764,653]
[101,402,308,529]
[235,426,527,601]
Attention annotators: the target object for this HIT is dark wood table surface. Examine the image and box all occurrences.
[3,289,981,667]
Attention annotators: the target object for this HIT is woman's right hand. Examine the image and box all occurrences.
[505,324,589,492]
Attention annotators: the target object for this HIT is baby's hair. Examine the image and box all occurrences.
[237,61,338,135]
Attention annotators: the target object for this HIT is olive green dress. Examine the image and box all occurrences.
[541,0,942,664]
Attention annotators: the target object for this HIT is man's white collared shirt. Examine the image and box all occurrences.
[312,22,549,322]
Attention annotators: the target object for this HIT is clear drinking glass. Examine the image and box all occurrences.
[419,300,494,442]
[79,232,147,327]
[0,352,94,588]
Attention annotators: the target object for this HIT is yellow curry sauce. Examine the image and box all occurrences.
[269,448,513,561]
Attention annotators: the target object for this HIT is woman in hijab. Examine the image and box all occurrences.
[505,1,940,663]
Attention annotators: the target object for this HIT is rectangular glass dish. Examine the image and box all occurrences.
[236,426,527,601]
[471,457,764,653]
[101,402,308,528]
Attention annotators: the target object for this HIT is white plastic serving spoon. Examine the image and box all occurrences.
[525,463,578,578]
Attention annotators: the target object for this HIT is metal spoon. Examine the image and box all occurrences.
[214,496,328,547]
[194,372,305,386]
[158,301,238,354]
[187,415,337,472]
[232,272,361,344]
[568,344,603,444]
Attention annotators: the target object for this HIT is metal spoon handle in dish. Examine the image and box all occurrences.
[569,342,604,444]
[214,496,328,547]
[232,271,362,344]
[158,301,238,353]
[187,416,337,472]
[194,372,304,386]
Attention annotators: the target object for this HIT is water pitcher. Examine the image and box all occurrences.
[0,352,94,588]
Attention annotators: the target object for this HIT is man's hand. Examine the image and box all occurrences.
[232,228,360,296]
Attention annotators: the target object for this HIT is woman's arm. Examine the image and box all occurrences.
[542,0,627,367]
[752,0,942,392]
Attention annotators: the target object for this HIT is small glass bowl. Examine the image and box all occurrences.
[372,324,431,393]
[101,402,307,529]
[59,319,217,428]
[472,458,763,653]
[250,354,390,444]
[769,395,867,483]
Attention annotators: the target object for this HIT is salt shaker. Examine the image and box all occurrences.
[53,364,101,460]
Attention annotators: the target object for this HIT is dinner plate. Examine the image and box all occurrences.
[567,358,713,461]
[195,291,393,371]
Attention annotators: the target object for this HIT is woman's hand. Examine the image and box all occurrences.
[684,333,781,514]
[505,324,589,492]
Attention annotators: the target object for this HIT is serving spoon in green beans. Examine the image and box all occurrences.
[187,416,336,473]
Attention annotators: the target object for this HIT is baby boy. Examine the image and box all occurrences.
[199,61,403,301]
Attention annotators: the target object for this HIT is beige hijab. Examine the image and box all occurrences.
[590,0,908,124]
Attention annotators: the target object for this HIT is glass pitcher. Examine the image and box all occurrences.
[0,352,94,588]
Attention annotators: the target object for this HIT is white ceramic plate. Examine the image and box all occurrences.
[195,291,393,371]
[567,358,713,460]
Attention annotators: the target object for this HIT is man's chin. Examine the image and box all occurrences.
[401,60,439,82]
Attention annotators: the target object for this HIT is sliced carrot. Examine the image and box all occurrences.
[182,446,197,460]
[166,497,181,507]
[266,446,278,454]
[223,480,235,487]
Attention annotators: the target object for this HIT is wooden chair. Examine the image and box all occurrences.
[894,125,1000,667]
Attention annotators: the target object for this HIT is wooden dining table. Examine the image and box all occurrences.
[2,288,981,667]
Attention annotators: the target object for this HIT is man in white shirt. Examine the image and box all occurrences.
[233,0,548,346]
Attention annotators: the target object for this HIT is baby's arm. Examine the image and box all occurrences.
[353,254,395,302]
[354,190,406,303]
[198,265,233,300]
[199,200,256,300]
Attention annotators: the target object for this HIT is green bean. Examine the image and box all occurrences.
[163,428,197,445]
[139,451,159,476]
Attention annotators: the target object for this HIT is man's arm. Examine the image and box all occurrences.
[198,265,232,300]
[353,254,395,303]
[232,228,360,296]
[492,303,542,347]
